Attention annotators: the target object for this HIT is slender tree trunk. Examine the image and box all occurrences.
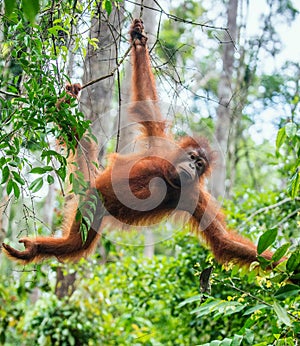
[211,0,238,199]
[55,268,77,299]
[80,8,125,158]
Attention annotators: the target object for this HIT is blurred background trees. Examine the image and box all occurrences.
[0,0,299,344]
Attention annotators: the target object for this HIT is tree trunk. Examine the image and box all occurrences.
[80,8,125,158]
[211,0,238,199]
[55,268,77,299]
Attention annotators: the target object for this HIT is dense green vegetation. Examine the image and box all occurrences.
[1,225,300,345]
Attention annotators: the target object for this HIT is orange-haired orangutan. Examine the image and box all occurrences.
[2,19,280,267]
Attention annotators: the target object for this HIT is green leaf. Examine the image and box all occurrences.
[47,174,55,184]
[22,0,40,24]
[56,166,67,181]
[1,166,10,184]
[275,284,300,300]
[285,122,297,138]
[29,177,44,192]
[84,209,94,225]
[257,255,271,269]
[13,181,20,198]
[4,0,16,17]
[273,301,292,326]
[286,250,300,272]
[231,334,243,346]
[75,210,82,223]
[48,25,69,35]
[243,304,269,316]
[6,179,13,195]
[276,127,286,151]
[30,166,53,174]
[177,295,202,308]
[272,243,290,263]
[102,0,113,15]
[287,170,300,198]
[80,223,88,243]
[12,171,25,185]
[257,229,277,255]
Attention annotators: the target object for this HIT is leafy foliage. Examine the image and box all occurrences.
[1,229,299,345]
[276,122,300,198]
[0,3,91,201]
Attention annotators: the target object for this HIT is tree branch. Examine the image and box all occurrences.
[81,42,133,90]
[238,197,300,230]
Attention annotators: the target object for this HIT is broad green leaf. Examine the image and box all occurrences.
[286,250,300,272]
[1,166,10,184]
[22,0,40,24]
[273,301,292,326]
[4,0,16,17]
[6,179,13,195]
[219,338,231,346]
[12,181,20,198]
[257,229,277,255]
[30,166,53,174]
[75,210,82,223]
[285,122,297,138]
[287,170,300,198]
[8,161,18,167]
[177,295,202,308]
[12,171,25,185]
[272,243,290,263]
[47,174,55,184]
[275,284,300,300]
[29,177,44,192]
[48,25,69,35]
[243,304,269,316]
[102,0,113,15]
[257,255,271,269]
[231,334,243,346]
[276,127,286,151]
[244,329,254,344]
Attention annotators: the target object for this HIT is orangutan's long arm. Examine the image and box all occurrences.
[190,191,276,266]
[129,19,166,138]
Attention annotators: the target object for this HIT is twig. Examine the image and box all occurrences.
[214,277,300,322]
[0,90,19,97]
[239,197,300,229]
[81,42,133,90]
[272,208,300,229]
[127,0,228,31]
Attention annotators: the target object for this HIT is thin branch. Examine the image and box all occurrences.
[214,277,300,322]
[81,42,133,90]
[238,197,300,230]
[272,208,300,229]
[127,0,228,31]
[246,197,300,220]
[0,90,19,97]
[106,14,122,152]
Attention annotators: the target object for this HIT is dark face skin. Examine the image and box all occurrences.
[170,148,209,188]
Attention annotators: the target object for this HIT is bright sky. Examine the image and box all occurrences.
[245,1,300,144]
[247,0,300,67]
